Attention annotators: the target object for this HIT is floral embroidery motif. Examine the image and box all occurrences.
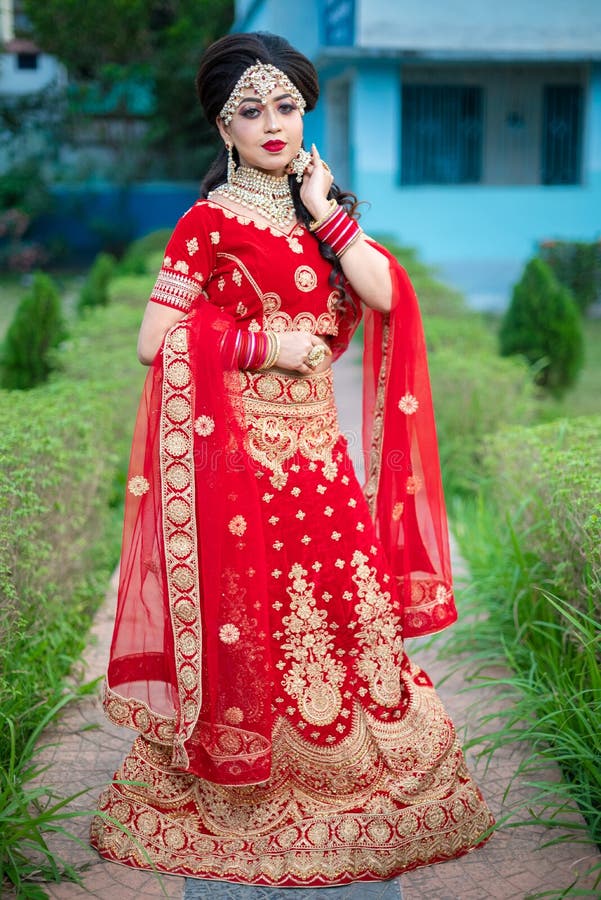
[228,515,247,536]
[350,551,403,707]
[236,301,248,316]
[392,501,404,520]
[261,290,337,335]
[294,265,317,292]
[281,564,346,726]
[194,415,215,437]
[223,706,244,724]
[219,623,240,645]
[210,231,220,244]
[128,475,150,496]
[186,237,199,256]
[398,393,419,415]
[406,475,423,495]
[174,260,189,274]
[232,268,242,286]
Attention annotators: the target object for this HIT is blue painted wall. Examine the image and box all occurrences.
[232,1,601,306]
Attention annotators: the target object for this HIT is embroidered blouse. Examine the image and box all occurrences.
[150,199,342,336]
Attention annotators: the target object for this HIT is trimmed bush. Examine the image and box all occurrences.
[0,272,67,390]
[77,252,116,312]
[539,239,601,314]
[500,257,584,396]
[428,347,535,494]
[118,228,172,276]
[484,416,601,620]
[0,301,145,768]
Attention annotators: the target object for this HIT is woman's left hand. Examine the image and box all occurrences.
[300,144,334,221]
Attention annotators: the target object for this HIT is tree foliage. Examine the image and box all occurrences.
[78,252,117,313]
[23,0,234,178]
[499,257,584,396]
[1,273,67,390]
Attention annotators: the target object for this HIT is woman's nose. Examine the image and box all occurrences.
[264,107,280,132]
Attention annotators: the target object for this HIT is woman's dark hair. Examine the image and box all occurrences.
[195,32,360,312]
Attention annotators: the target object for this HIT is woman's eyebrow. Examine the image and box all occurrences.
[237,92,293,107]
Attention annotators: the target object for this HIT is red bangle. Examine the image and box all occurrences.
[313,205,362,258]
[220,329,270,369]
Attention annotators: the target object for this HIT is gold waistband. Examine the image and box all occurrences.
[235,370,339,490]
[238,368,335,411]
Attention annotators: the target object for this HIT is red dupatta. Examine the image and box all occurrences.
[362,245,456,637]
[102,245,456,786]
[104,304,273,785]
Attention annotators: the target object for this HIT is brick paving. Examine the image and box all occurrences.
[16,349,600,900]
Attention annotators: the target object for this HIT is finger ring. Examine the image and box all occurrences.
[321,161,331,174]
[306,344,326,368]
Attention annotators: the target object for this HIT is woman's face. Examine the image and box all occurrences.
[217,84,304,177]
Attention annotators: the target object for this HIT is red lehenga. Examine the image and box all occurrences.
[90,199,494,885]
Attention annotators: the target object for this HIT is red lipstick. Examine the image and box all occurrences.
[262,140,286,152]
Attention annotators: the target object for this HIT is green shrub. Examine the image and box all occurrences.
[450,416,601,854]
[0,301,145,770]
[428,347,535,494]
[499,257,584,396]
[424,314,497,355]
[377,237,467,317]
[118,228,172,275]
[77,252,116,312]
[0,272,67,390]
[484,416,601,619]
[539,239,601,314]
[107,273,156,307]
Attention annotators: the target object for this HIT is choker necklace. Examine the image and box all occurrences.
[210,166,295,229]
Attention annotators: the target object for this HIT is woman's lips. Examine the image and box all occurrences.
[262,141,286,152]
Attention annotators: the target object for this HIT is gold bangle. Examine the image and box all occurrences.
[309,198,338,232]
[259,331,280,370]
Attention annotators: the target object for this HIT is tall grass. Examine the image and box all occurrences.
[449,493,601,896]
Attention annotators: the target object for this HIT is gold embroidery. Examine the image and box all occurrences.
[350,551,404,708]
[294,265,317,292]
[186,237,199,256]
[174,260,189,274]
[127,475,149,496]
[281,564,346,726]
[236,369,339,489]
[194,415,215,437]
[91,692,493,883]
[364,320,390,515]
[398,393,419,414]
[228,515,247,536]
[219,623,241,645]
[152,269,203,312]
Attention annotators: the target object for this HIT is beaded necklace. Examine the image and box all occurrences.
[209,166,296,229]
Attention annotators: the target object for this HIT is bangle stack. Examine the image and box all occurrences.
[309,200,362,258]
[221,329,280,370]
[258,331,280,370]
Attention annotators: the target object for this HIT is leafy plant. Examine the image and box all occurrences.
[539,239,601,315]
[77,252,117,312]
[1,273,67,390]
[500,257,584,396]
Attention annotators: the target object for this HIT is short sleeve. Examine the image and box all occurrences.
[149,203,216,313]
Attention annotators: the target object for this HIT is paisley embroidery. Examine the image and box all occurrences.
[281,563,346,726]
[350,551,404,707]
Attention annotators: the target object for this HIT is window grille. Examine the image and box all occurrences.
[401,85,483,185]
[17,52,38,70]
[542,85,583,185]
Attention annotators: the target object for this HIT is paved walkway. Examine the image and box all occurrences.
[20,350,600,900]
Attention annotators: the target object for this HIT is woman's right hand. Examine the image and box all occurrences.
[274,331,332,375]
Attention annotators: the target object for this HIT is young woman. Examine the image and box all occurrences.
[90,31,494,887]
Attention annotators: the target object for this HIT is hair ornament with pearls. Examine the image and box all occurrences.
[219,61,306,125]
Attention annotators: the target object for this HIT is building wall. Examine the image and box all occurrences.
[357,0,601,53]
[0,49,64,95]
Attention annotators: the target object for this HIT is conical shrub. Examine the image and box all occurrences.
[500,257,584,396]
[1,272,67,390]
[78,252,116,313]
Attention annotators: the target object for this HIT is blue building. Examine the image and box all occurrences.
[234,0,601,307]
